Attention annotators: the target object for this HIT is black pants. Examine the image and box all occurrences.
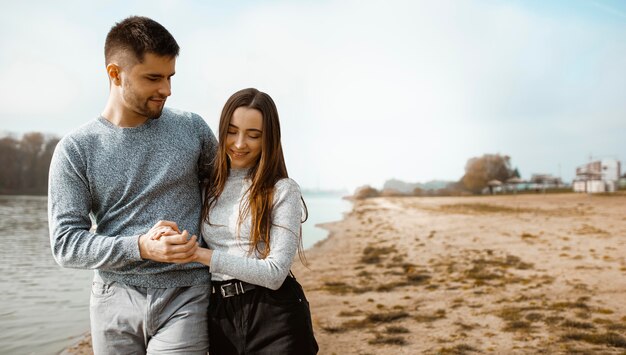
[208,276,318,355]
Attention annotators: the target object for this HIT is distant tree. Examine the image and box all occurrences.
[35,137,60,193]
[0,132,59,195]
[511,167,521,179]
[0,136,20,192]
[353,185,380,199]
[461,154,515,194]
[19,132,45,192]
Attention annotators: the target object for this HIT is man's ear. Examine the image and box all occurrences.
[106,63,122,86]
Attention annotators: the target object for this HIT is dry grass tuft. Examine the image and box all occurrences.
[361,245,397,264]
[575,224,609,236]
[521,232,539,239]
[368,334,408,346]
[561,331,626,348]
[385,326,410,334]
[321,281,372,295]
[338,310,364,317]
[562,320,595,330]
[437,343,481,354]
[439,203,535,214]
[367,311,410,323]
[414,309,446,323]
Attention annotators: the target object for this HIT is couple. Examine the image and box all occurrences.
[48,16,318,354]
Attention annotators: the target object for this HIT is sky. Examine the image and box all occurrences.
[1,0,625,191]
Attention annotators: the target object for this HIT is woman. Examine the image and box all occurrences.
[195,88,318,354]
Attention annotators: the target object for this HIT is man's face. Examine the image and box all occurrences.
[119,53,175,120]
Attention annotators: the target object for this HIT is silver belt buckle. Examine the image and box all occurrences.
[220,281,246,298]
[220,282,233,297]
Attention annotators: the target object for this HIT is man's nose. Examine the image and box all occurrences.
[158,79,171,97]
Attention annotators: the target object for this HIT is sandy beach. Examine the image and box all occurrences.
[63,192,626,354]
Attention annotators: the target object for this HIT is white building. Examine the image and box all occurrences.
[573,158,621,193]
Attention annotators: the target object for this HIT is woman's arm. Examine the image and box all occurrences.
[196,179,303,290]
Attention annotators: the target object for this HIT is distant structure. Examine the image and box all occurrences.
[529,174,563,191]
[573,158,621,193]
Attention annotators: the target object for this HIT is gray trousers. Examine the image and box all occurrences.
[90,274,209,355]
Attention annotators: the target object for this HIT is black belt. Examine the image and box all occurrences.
[211,280,256,298]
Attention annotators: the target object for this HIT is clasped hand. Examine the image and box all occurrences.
[138,220,199,263]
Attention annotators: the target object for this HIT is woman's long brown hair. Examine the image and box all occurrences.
[201,88,308,263]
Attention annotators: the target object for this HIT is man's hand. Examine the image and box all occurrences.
[138,220,199,263]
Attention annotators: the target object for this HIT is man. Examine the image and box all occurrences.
[48,16,216,354]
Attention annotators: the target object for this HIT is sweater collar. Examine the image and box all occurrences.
[229,168,251,179]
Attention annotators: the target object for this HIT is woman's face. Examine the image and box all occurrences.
[226,107,263,169]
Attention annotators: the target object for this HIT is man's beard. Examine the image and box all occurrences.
[123,85,165,120]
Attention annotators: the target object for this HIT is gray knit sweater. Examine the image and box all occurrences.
[48,107,216,288]
[202,169,303,290]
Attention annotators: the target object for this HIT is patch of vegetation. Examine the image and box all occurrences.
[593,308,614,315]
[462,254,533,287]
[368,334,407,346]
[321,281,372,295]
[376,281,408,292]
[574,311,591,320]
[437,344,480,354]
[544,316,565,325]
[455,321,478,331]
[439,203,537,214]
[607,323,626,331]
[320,324,344,333]
[338,310,364,317]
[503,320,534,332]
[496,306,542,332]
[525,312,544,322]
[521,232,539,239]
[414,309,446,323]
[360,245,397,264]
[407,272,431,285]
[575,224,609,236]
[561,331,626,348]
[385,325,410,334]
[562,320,595,330]
[550,299,590,312]
[367,311,410,323]
[357,270,373,278]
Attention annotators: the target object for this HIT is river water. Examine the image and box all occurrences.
[0,193,350,354]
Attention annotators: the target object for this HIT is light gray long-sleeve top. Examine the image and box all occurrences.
[48,107,217,288]
[202,168,303,290]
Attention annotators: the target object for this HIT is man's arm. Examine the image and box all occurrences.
[48,140,198,269]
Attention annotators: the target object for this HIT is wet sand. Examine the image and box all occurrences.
[63,193,626,354]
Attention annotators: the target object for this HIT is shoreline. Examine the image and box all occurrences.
[62,193,626,354]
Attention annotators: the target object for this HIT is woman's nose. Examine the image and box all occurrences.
[234,134,246,148]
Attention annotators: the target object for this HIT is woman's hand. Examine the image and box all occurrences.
[145,220,181,240]
[194,247,213,267]
[138,220,199,263]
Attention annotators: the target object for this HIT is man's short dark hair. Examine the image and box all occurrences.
[104,16,179,65]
